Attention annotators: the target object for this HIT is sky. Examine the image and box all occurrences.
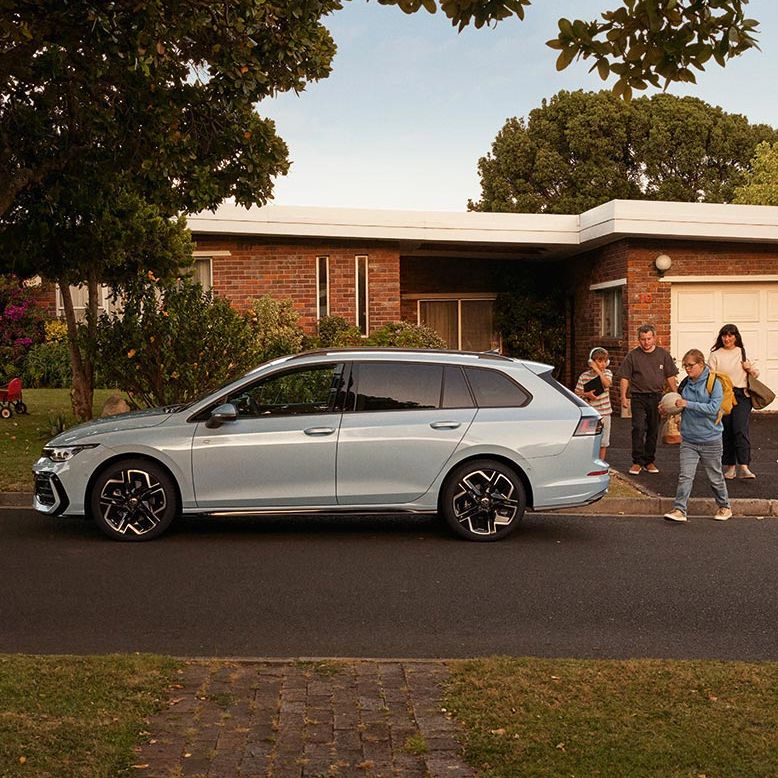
[261,0,778,213]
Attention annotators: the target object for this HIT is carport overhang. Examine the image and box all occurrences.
[188,199,778,259]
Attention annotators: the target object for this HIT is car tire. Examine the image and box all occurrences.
[90,458,179,541]
[441,459,525,542]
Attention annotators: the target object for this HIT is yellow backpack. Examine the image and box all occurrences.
[680,371,736,424]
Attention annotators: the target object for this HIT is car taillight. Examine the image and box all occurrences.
[573,416,603,436]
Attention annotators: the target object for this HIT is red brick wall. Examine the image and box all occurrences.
[194,238,401,334]
[572,238,778,385]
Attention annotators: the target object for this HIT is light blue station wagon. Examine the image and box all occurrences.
[33,349,609,541]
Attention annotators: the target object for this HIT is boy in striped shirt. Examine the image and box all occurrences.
[575,347,613,462]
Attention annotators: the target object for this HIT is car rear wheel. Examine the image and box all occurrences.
[441,459,525,541]
[90,459,179,541]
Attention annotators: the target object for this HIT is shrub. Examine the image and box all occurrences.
[245,295,305,361]
[93,278,260,407]
[317,315,363,348]
[23,341,72,388]
[0,276,46,383]
[367,321,447,349]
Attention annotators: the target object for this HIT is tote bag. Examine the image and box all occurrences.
[747,374,776,411]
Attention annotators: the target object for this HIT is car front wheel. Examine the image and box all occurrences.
[441,459,525,541]
[90,459,179,541]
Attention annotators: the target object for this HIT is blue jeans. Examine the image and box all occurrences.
[673,439,730,514]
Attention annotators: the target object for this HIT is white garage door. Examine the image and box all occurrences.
[671,282,778,410]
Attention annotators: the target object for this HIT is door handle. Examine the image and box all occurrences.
[430,421,461,430]
[304,427,336,436]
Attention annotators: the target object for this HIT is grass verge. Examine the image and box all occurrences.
[0,389,125,492]
[0,654,179,778]
[445,657,778,777]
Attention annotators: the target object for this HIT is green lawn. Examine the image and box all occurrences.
[0,389,126,492]
[446,657,778,777]
[0,654,179,778]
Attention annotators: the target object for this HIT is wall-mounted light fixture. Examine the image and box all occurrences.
[654,254,672,275]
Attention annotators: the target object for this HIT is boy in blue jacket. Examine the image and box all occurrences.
[662,349,732,522]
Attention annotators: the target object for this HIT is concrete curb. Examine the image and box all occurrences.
[3,490,775,517]
[540,497,777,518]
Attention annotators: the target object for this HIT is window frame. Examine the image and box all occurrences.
[414,294,499,351]
[355,255,369,335]
[316,255,330,320]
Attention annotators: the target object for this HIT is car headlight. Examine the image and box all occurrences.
[41,444,99,462]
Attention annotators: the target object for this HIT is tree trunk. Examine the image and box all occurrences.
[59,281,94,421]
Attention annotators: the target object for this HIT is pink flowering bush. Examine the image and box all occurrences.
[0,277,47,383]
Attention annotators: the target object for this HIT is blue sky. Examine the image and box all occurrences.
[262,0,778,212]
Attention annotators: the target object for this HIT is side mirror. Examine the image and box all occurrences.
[205,402,238,429]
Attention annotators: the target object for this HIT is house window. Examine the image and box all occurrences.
[356,255,368,335]
[191,257,213,291]
[56,284,119,321]
[418,297,496,351]
[599,286,623,338]
[316,256,329,319]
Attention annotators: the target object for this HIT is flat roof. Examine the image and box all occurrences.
[188,200,778,253]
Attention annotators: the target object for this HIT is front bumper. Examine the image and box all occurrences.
[33,471,70,515]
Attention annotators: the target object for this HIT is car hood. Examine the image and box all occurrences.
[47,407,174,446]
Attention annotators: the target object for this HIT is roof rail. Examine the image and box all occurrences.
[285,347,514,362]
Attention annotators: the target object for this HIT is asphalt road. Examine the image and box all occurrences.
[2,508,776,660]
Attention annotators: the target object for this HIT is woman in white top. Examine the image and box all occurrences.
[708,323,759,479]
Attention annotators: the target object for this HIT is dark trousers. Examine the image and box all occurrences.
[722,388,752,465]
[631,392,662,466]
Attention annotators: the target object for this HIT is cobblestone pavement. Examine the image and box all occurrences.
[133,660,476,778]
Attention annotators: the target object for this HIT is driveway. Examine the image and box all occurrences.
[607,412,778,498]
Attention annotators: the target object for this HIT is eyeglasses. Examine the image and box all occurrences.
[682,362,701,369]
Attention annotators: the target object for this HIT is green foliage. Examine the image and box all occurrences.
[377,1,759,94]
[494,266,567,374]
[93,279,260,408]
[470,90,777,214]
[22,341,72,388]
[367,321,447,349]
[734,141,778,205]
[245,296,306,363]
[0,1,340,221]
[317,315,364,348]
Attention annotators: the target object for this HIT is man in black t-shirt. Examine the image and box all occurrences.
[618,324,679,475]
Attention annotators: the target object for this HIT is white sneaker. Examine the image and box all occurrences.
[738,466,756,479]
[723,466,736,480]
[714,507,733,521]
[663,509,687,523]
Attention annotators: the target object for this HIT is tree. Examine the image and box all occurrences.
[2,178,193,419]
[733,142,778,205]
[469,90,777,214]
[0,0,339,220]
[380,0,759,99]
[1,0,338,418]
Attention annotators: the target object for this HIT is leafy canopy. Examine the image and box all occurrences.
[380,0,759,99]
[733,142,778,206]
[469,90,777,214]
[0,0,340,220]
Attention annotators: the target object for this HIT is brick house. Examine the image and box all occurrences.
[28,199,778,391]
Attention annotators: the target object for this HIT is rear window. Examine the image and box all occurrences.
[538,369,588,408]
[353,363,443,411]
[465,367,530,408]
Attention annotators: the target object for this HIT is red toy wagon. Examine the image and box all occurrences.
[0,377,27,418]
